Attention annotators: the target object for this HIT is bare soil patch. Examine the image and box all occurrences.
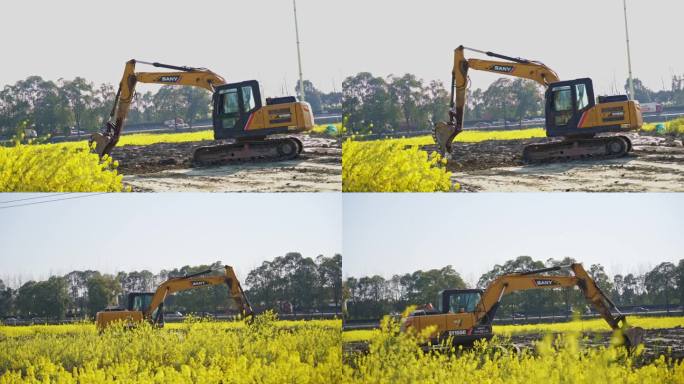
[110,135,341,192]
[423,133,684,192]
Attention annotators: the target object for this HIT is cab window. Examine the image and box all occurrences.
[221,88,239,114]
[132,295,152,312]
[448,292,481,313]
[241,86,256,112]
[575,83,589,110]
[552,85,573,126]
[553,86,573,112]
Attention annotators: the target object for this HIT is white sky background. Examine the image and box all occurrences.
[0,0,343,96]
[0,193,342,288]
[334,0,684,96]
[343,194,683,288]
[1,1,678,97]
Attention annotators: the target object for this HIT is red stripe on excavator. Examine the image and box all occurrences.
[244,113,255,130]
[578,111,588,128]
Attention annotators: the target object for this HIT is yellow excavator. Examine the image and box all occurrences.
[90,60,315,165]
[96,265,253,330]
[433,46,643,162]
[401,263,644,348]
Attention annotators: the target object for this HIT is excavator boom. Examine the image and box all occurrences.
[145,266,253,323]
[90,60,226,158]
[433,46,559,159]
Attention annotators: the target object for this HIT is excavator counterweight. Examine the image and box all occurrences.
[433,46,642,163]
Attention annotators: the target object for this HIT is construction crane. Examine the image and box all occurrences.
[96,265,253,330]
[433,46,643,162]
[90,60,314,165]
[401,263,644,348]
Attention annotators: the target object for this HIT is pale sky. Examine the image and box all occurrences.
[2,1,678,98]
[334,0,684,96]
[0,193,342,287]
[343,194,683,287]
[0,0,343,95]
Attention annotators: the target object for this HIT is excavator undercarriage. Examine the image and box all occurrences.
[192,137,303,165]
[521,135,633,163]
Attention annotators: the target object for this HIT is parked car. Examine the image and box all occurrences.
[2,317,18,325]
[69,128,86,136]
[164,118,190,129]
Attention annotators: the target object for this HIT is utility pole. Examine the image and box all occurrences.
[293,0,305,102]
[623,0,635,100]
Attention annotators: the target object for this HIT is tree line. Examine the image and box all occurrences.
[344,256,684,320]
[342,72,684,135]
[0,252,341,320]
[0,76,341,140]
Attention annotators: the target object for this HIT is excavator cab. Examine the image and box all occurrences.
[438,289,482,314]
[544,77,641,140]
[126,292,154,311]
[126,292,165,325]
[211,79,314,141]
[193,79,312,164]
[213,80,263,139]
[402,289,494,344]
[545,78,596,137]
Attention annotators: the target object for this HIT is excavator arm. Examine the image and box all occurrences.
[90,60,226,158]
[433,45,559,158]
[475,263,643,347]
[145,265,253,324]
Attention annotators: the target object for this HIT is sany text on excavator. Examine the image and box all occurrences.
[433,46,643,162]
[90,60,314,165]
[96,265,253,330]
[401,263,644,349]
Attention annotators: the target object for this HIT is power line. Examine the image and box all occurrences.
[0,193,73,204]
[0,193,108,210]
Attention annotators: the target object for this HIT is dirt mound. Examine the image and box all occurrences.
[110,135,341,192]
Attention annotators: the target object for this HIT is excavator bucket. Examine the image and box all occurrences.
[432,121,461,160]
[623,326,645,349]
[89,132,112,158]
